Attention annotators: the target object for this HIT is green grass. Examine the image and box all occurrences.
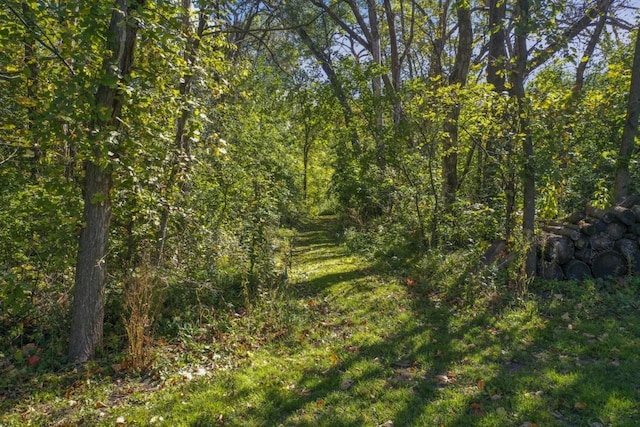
[2,217,640,426]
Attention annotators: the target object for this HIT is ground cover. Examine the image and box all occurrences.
[2,217,640,426]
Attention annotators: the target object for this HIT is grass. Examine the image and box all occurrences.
[2,216,640,426]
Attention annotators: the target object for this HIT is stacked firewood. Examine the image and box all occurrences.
[538,196,640,281]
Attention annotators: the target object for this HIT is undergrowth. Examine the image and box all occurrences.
[1,217,640,426]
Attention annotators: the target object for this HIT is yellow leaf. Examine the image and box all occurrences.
[16,97,37,107]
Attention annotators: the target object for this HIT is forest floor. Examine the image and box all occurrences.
[2,217,640,426]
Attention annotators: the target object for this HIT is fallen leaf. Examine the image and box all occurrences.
[574,402,587,409]
[94,401,108,408]
[470,402,484,416]
[477,379,485,389]
[116,417,126,425]
[329,354,339,365]
[27,355,40,367]
[316,399,325,407]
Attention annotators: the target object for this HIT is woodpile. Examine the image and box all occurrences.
[538,195,640,280]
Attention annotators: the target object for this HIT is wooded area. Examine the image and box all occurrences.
[1,0,639,369]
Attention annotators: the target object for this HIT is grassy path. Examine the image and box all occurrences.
[123,217,640,426]
[3,217,640,426]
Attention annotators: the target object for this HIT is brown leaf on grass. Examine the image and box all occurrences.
[327,354,339,365]
[574,402,587,409]
[316,399,325,407]
[27,355,39,367]
[469,402,484,416]
[477,379,485,389]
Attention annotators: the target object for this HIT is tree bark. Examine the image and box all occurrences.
[613,28,640,202]
[69,0,144,364]
[513,0,536,277]
[156,1,206,265]
[442,0,472,208]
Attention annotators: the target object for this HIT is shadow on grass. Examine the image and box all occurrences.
[203,218,640,426]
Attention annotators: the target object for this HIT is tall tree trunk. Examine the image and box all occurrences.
[442,0,472,207]
[512,0,536,278]
[613,28,640,202]
[482,0,507,203]
[156,2,206,265]
[69,0,144,364]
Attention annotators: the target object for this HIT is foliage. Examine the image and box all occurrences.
[3,219,640,426]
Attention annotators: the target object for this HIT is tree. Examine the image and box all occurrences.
[613,28,640,202]
[69,0,145,363]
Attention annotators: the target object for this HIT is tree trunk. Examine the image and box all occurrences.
[513,0,536,277]
[480,0,507,201]
[69,0,144,364]
[614,27,640,202]
[156,1,206,265]
[442,1,472,208]
[70,162,112,362]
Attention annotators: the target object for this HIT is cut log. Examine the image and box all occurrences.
[591,250,627,278]
[542,225,581,241]
[586,205,614,223]
[583,217,608,233]
[575,247,592,263]
[547,220,580,230]
[563,259,592,281]
[618,194,640,208]
[574,236,590,250]
[631,252,640,274]
[611,206,636,225]
[590,233,614,251]
[563,210,586,224]
[538,260,564,280]
[543,234,574,264]
[630,223,640,236]
[615,238,639,258]
[606,221,627,241]
[578,220,597,236]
